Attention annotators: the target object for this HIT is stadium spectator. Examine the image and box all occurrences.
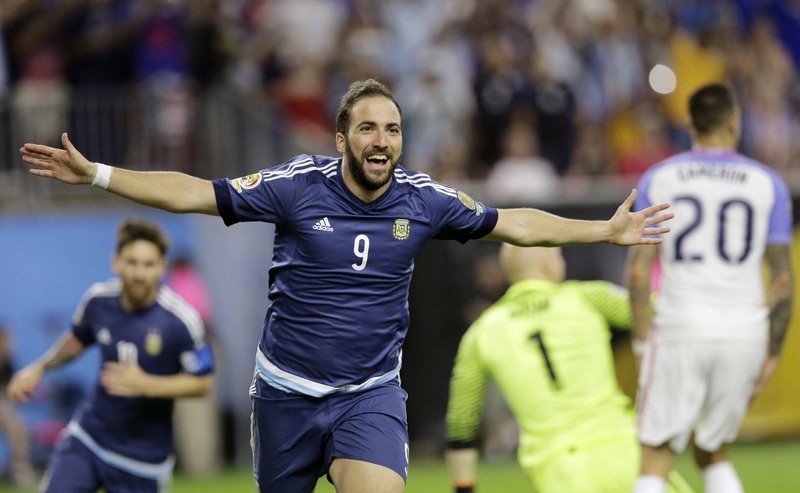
[4,1,800,182]
[445,244,693,493]
[626,83,794,493]
[4,0,73,149]
[7,218,215,493]
[0,325,36,487]
[19,78,671,492]
[484,113,560,205]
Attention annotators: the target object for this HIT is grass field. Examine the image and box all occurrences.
[178,440,800,492]
[2,440,797,492]
[180,441,800,493]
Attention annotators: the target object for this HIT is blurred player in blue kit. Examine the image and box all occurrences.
[7,218,215,493]
[627,83,794,493]
[20,79,672,493]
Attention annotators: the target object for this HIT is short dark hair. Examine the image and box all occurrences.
[689,83,737,135]
[116,218,169,256]
[335,79,402,135]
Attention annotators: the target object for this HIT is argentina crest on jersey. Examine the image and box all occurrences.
[393,218,410,240]
[145,328,162,356]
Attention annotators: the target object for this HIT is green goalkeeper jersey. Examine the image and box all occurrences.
[446,279,636,469]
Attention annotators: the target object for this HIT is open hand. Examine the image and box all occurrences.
[20,132,95,185]
[609,189,673,246]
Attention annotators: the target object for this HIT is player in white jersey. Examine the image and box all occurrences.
[626,83,794,493]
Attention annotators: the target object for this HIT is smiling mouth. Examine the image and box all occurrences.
[365,154,390,167]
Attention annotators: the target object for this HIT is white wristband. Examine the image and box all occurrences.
[91,162,113,190]
[631,338,647,358]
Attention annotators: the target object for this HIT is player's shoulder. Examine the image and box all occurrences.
[567,279,626,299]
[393,167,491,217]
[229,155,340,192]
[393,167,460,199]
[649,150,774,173]
[82,279,122,303]
[731,153,789,184]
[72,279,121,323]
[260,154,340,184]
[155,286,206,342]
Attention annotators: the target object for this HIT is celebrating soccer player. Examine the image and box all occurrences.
[20,79,671,493]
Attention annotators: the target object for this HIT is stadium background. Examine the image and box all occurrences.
[1,0,799,490]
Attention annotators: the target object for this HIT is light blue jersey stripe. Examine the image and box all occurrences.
[254,347,402,397]
[68,422,175,480]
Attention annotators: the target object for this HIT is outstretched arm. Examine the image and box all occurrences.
[484,189,672,246]
[7,332,85,402]
[21,132,219,215]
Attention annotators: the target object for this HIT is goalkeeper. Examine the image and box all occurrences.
[445,244,692,493]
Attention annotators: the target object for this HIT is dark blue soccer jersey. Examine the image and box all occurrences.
[69,279,213,466]
[213,154,498,397]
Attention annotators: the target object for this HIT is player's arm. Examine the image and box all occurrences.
[445,331,488,493]
[766,244,794,356]
[483,190,672,247]
[7,332,86,402]
[21,133,218,215]
[575,280,633,329]
[752,244,794,399]
[445,448,479,493]
[100,361,213,398]
[625,244,659,357]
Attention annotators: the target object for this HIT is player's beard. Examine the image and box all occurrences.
[122,280,158,311]
[344,139,400,191]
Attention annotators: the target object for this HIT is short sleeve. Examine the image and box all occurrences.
[71,288,99,346]
[767,172,793,245]
[213,155,323,226]
[432,188,498,243]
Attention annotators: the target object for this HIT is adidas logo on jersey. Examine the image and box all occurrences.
[313,217,334,232]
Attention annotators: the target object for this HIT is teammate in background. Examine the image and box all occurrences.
[7,218,215,493]
[0,326,36,487]
[445,244,693,493]
[19,79,672,493]
[627,83,794,493]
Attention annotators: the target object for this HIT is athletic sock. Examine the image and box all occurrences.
[633,475,668,493]
[704,461,744,493]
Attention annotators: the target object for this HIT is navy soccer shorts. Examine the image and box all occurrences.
[251,376,409,492]
[40,434,169,493]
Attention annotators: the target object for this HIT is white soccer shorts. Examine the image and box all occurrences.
[636,338,765,453]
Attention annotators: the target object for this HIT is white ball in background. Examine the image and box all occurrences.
[648,64,677,94]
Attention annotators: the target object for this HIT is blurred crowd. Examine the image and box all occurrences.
[2,0,800,201]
